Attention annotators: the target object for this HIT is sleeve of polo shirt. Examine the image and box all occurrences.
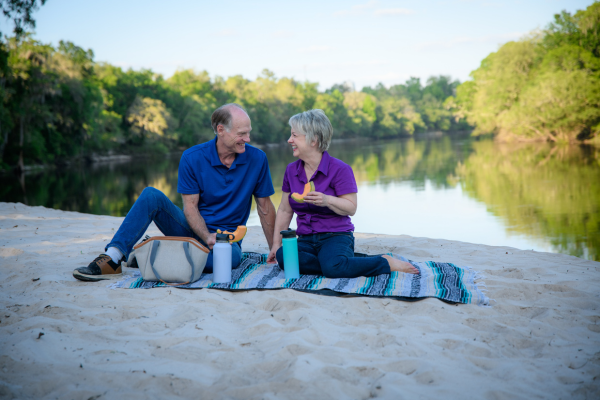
[253,154,275,198]
[177,154,200,194]
[282,165,291,193]
[332,163,358,196]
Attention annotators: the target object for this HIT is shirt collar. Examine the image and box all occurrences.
[294,151,331,181]
[317,151,331,176]
[207,136,248,168]
[207,137,222,167]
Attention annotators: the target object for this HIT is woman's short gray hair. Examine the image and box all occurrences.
[289,109,333,152]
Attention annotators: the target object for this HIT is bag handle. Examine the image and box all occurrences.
[182,241,196,281]
[148,240,196,286]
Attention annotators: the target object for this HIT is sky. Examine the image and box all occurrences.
[2,0,595,90]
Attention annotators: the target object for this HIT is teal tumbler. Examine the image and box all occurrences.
[280,229,300,279]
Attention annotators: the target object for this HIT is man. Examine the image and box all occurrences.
[73,103,276,281]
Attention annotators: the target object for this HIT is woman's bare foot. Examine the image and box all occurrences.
[382,255,420,274]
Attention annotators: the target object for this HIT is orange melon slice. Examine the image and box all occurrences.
[291,181,315,203]
[216,226,247,243]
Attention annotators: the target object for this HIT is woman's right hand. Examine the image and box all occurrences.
[267,245,280,264]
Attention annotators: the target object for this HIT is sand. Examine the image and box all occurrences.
[0,202,599,399]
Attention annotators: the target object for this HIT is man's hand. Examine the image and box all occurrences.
[267,245,280,264]
[205,232,217,250]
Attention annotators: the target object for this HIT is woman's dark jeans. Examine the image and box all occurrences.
[275,232,390,278]
[106,187,241,271]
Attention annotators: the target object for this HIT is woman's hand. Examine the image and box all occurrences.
[304,192,357,216]
[268,192,293,264]
[303,191,329,207]
[267,245,280,264]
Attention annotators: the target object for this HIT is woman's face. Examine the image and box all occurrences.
[288,128,316,159]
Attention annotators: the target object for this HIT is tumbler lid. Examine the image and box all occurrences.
[216,233,233,242]
[280,229,296,238]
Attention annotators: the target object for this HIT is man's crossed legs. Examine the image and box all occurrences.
[73,187,242,281]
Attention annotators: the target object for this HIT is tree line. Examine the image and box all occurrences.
[1,1,598,170]
[0,34,468,169]
[449,2,600,143]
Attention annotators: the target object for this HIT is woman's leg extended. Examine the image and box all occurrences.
[317,233,391,278]
[106,187,196,258]
[276,239,322,275]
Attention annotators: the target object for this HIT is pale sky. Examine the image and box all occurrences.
[3,0,595,89]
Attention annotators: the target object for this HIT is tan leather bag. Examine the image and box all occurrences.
[133,236,209,285]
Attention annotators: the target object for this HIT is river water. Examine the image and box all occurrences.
[1,134,598,261]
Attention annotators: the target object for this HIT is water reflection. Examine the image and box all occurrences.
[456,142,600,261]
[1,136,597,261]
[0,156,183,216]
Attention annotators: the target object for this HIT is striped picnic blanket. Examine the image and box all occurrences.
[109,253,490,306]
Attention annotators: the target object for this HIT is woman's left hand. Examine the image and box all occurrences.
[303,191,329,207]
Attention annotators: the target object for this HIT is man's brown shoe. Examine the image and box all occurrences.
[73,254,123,282]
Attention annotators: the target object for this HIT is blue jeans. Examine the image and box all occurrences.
[275,232,390,278]
[106,187,241,271]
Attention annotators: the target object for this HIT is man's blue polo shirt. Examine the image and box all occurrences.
[177,137,275,233]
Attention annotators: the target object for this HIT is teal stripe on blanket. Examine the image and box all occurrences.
[108,252,490,306]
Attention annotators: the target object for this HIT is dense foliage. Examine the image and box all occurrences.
[0,34,468,169]
[449,2,600,142]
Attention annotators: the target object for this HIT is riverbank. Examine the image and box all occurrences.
[0,202,599,398]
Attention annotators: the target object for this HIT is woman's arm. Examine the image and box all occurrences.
[303,192,357,216]
[266,192,295,263]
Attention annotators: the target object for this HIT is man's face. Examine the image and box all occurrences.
[218,109,251,154]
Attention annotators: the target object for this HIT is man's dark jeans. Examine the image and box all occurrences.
[106,187,241,271]
[275,232,390,278]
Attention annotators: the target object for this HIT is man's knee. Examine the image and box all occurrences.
[137,187,170,208]
[139,186,161,200]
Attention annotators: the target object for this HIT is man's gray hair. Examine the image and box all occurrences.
[211,103,248,134]
[288,109,333,152]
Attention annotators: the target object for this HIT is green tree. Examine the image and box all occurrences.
[451,2,600,142]
[164,69,216,146]
[313,89,352,136]
[5,35,56,168]
[0,0,47,37]
[126,95,175,143]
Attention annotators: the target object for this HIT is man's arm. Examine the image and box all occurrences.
[255,195,276,249]
[182,194,217,249]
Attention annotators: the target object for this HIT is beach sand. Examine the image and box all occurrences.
[0,202,599,399]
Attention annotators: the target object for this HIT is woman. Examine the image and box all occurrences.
[266,109,419,278]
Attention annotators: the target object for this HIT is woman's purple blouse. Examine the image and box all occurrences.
[282,151,358,235]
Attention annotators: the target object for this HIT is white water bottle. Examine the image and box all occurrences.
[213,233,233,283]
